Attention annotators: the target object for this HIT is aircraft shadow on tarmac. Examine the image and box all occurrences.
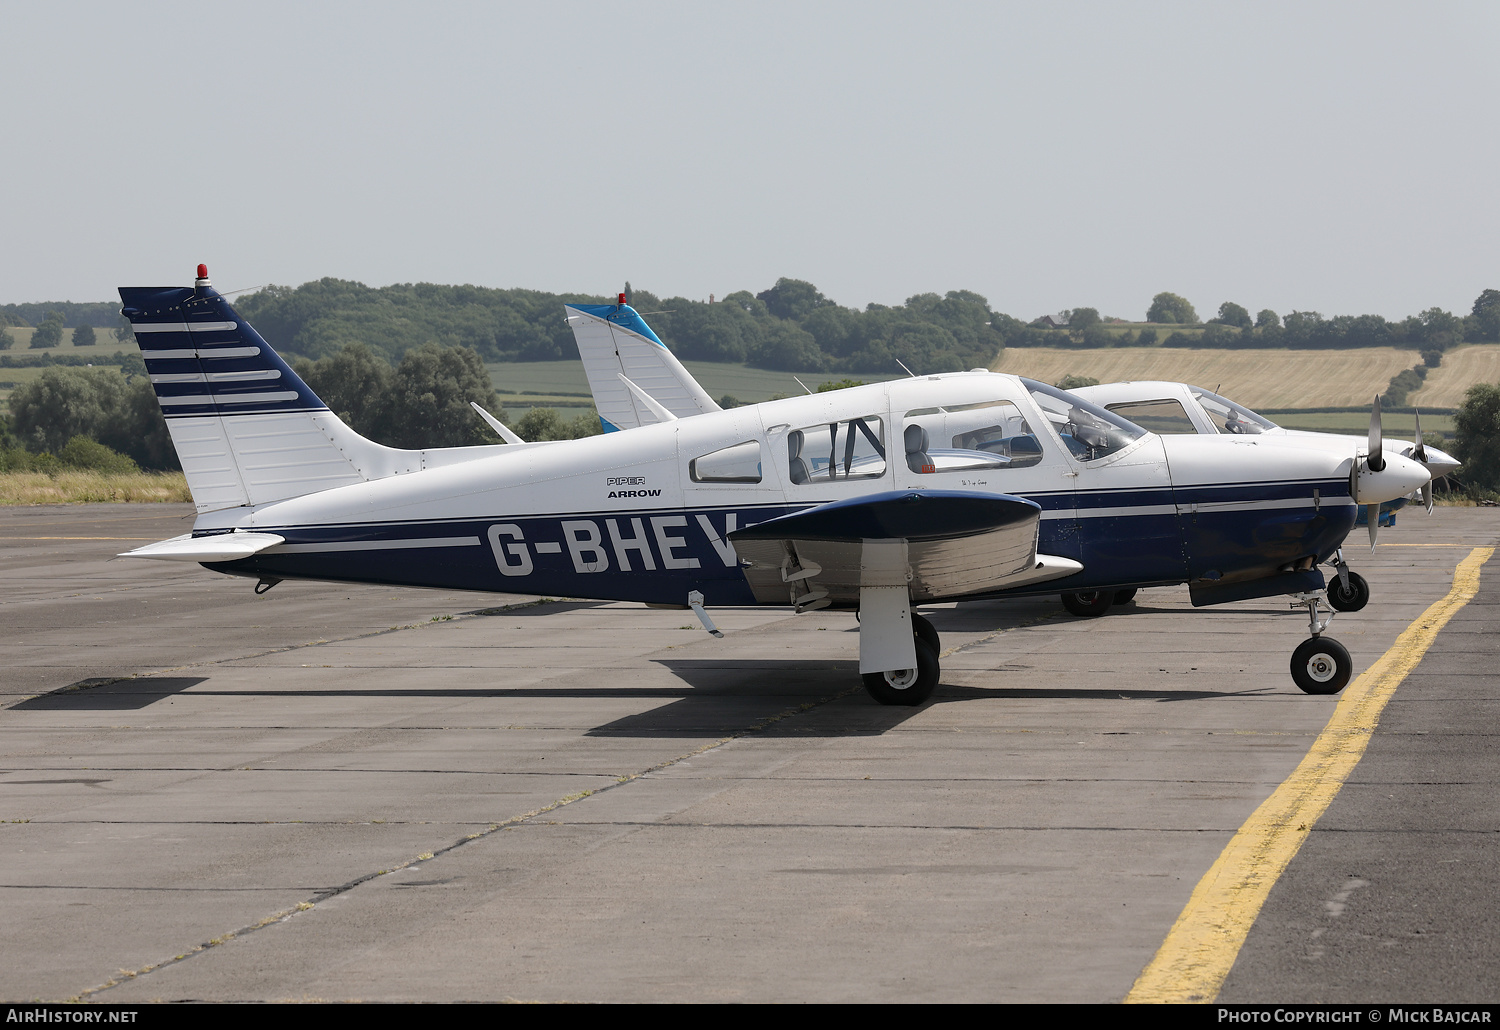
[590,658,927,737]
[12,676,208,711]
[465,600,608,617]
[591,657,1266,739]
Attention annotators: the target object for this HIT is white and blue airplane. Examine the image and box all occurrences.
[116,270,1429,705]
[1066,380,1460,613]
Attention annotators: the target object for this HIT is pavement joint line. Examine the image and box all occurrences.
[938,610,1068,660]
[3,597,569,709]
[71,681,864,1003]
[1124,544,1495,1006]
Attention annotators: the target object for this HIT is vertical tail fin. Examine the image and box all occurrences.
[120,268,494,513]
[564,298,720,432]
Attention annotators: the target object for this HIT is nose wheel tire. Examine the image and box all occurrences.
[1291,636,1352,695]
[863,636,940,707]
[1062,591,1113,617]
[1327,571,1370,613]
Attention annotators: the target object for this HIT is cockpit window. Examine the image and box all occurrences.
[1189,387,1278,435]
[1106,398,1197,435]
[788,416,886,484]
[1021,379,1148,461]
[902,399,1044,474]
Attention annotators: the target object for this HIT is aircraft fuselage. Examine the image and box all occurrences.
[196,374,1360,608]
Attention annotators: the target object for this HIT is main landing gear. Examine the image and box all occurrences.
[1060,588,1137,617]
[861,612,941,707]
[1289,591,1352,694]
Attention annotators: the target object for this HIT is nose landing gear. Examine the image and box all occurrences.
[1324,549,1370,613]
[1288,591,1352,694]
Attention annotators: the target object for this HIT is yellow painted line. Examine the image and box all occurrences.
[1125,545,1494,1005]
[1379,543,1478,547]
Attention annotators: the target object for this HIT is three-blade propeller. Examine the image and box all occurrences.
[1365,395,1384,549]
[1413,409,1434,514]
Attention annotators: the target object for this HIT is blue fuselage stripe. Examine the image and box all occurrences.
[208,480,1355,606]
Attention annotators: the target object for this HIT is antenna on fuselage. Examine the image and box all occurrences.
[470,402,525,444]
[896,359,917,377]
[793,376,813,395]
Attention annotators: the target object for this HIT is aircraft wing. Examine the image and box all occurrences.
[728,490,1082,606]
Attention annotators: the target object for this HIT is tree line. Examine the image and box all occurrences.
[226,277,1003,375]
[1010,290,1500,352]
[5,281,1497,378]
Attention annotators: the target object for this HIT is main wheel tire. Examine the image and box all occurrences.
[1291,636,1352,695]
[1113,588,1138,605]
[911,612,941,654]
[1062,591,1114,617]
[1327,571,1370,613]
[862,636,940,706]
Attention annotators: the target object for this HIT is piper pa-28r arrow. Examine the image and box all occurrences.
[117,271,1429,705]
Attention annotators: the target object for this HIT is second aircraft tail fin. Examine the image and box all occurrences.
[564,296,720,432]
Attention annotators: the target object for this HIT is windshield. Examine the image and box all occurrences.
[1021,379,1148,461]
[1189,387,1279,435]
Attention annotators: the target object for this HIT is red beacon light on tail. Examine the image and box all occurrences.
[195,264,211,287]
[618,292,627,307]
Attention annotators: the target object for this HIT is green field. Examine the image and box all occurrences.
[485,360,906,413]
[1270,410,1455,440]
[0,363,129,405]
[1,328,136,403]
[1,326,130,357]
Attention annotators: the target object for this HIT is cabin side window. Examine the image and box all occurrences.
[1105,399,1197,435]
[690,440,763,483]
[901,400,1043,474]
[1021,379,1147,462]
[787,416,886,484]
[1190,388,1278,435]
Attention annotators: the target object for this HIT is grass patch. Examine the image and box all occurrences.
[0,470,190,504]
[1272,411,1455,438]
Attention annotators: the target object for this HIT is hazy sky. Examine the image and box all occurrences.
[3,1,1496,322]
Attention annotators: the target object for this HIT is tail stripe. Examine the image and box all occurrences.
[140,346,261,360]
[134,313,325,417]
[158,391,301,406]
[133,321,237,333]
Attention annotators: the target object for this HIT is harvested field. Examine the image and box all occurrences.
[1408,345,1500,408]
[992,347,1416,409]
